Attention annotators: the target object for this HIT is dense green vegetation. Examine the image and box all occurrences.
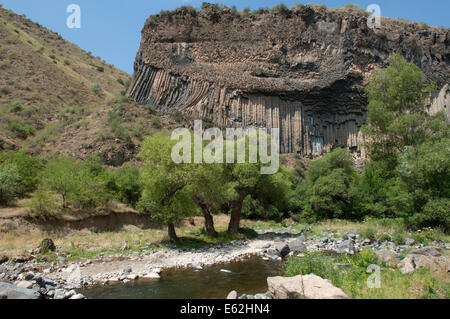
[0,54,448,241]
[283,250,449,299]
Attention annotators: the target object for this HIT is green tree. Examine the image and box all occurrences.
[221,132,282,233]
[41,157,79,208]
[114,166,143,208]
[0,163,20,205]
[137,136,197,241]
[190,162,229,236]
[362,53,435,171]
[0,151,42,195]
[40,157,110,210]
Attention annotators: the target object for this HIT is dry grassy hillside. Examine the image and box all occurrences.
[0,6,130,154]
[0,6,187,165]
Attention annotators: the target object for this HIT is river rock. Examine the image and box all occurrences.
[65,289,77,298]
[335,239,355,255]
[143,273,160,279]
[126,274,139,280]
[408,247,441,257]
[53,289,66,299]
[15,280,34,289]
[375,249,401,268]
[398,256,415,274]
[288,239,307,253]
[267,274,348,299]
[274,242,290,258]
[0,282,41,299]
[69,293,85,300]
[226,290,237,299]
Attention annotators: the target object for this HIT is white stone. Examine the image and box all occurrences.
[143,273,160,279]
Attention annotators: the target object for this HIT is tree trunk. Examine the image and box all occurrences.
[228,193,246,234]
[203,210,217,237]
[168,222,178,241]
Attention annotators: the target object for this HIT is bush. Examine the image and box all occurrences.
[271,4,290,15]
[9,101,23,112]
[9,121,35,138]
[143,104,157,115]
[0,86,11,95]
[96,66,104,72]
[113,166,143,208]
[91,83,102,94]
[0,151,42,195]
[152,117,162,129]
[117,78,125,86]
[107,110,131,142]
[359,228,377,241]
[344,3,360,9]
[41,157,111,210]
[407,198,450,232]
[28,188,58,220]
[0,163,20,205]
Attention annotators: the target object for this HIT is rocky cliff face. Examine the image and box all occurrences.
[128,4,449,156]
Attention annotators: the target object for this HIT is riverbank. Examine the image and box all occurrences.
[1,216,449,299]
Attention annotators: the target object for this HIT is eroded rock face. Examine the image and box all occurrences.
[128,4,449,155]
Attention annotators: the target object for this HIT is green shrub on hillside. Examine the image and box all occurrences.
[91,82,102,94]
[0,163,21,205]
[9,121,35,138]
[151,117,162,129]
[9,101,23,112]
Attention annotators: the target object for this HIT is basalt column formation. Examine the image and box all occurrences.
[128,4,449,156]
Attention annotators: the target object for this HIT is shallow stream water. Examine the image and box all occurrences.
[81,256,282,299]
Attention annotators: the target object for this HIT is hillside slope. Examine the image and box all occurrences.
[0,6,131,155]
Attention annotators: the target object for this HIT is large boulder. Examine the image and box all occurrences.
[0,282,41,299]
[375,249,401,268]
[398,256,415,274]
[398,247,449,274]
[408,247,441,257]
[267,275,348,299]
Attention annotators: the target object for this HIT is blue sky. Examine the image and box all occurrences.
[0,0,448,73]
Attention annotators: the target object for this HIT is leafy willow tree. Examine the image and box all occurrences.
[190,162,230,236]
[221,132,285,233]
[137,136,197,241]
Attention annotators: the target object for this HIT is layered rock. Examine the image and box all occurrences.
[128,4,449,155]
